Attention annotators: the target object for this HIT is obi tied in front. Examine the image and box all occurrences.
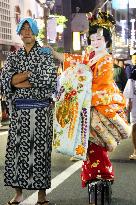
[14,98,53,109]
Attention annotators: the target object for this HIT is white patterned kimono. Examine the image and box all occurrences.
[53,63,92,160]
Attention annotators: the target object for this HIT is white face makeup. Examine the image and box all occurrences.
[90,32,106,52]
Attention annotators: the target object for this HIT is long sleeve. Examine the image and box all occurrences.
[92,55,115,106]
[1,52,17,100]
[91,54,126,119]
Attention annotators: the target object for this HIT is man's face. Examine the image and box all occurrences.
[20,22,36,44]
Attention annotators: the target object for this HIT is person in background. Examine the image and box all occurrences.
[123,53,136,160]
[124,59,132,123]
[1,17,57,205]
[113,59,127,92]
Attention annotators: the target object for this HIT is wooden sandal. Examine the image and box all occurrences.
[7,201,21,205]
[35,200,49,205]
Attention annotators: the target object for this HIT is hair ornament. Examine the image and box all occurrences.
[86,10,116,33]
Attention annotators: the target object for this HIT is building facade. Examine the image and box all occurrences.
[0,0,12,67]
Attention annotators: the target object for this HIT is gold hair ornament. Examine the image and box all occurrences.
[86,10,116,32]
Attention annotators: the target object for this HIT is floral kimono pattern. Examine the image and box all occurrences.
[81,143,114,188]
[81,54,130,187]
[53,63,92,160]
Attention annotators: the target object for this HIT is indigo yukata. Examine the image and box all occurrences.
[1,41,57,190]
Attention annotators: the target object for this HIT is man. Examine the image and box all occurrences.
[1,17,57,205]
[113,58,127,92]
[123,53,136,160]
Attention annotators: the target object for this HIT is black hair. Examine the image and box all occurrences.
[88,25,112,48]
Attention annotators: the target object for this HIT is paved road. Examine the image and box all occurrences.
[1,130,136,205]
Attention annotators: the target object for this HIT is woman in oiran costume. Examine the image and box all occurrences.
[81,11,130,187]
[50,11,130,188]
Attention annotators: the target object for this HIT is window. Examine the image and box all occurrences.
[0,0,12,41]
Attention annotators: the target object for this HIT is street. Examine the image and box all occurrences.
[0,127,136,205]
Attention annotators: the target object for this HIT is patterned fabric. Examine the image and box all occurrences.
[2,42,57,102]
[81,143,114,188]
[53,63,92,160]
[63,53,82,70]
[82,52,130,142]
[90,108,130,152]
[90,54,127,120]
[80,53,130,187]
[1,41,57,190]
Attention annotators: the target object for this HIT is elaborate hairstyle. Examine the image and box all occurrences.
[87,10,116,32]
[87,11,116,48]
[16,17,39,36]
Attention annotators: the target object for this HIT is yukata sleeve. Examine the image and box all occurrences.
[28,53,57,93]
[1,52,17,100]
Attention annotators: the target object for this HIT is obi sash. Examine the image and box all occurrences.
[14,98,52,109]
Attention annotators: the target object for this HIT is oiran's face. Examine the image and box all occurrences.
[20,22,36,44]
[90,33,106,52]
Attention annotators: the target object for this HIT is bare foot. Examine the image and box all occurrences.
[7,195,23,204]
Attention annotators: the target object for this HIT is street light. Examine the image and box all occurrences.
[35,0,55,45]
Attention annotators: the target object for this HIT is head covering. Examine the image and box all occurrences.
[16,17,39,36]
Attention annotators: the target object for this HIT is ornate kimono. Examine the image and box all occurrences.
[81,53,130,187]
[53,63,92,160]
[1,41,57,190]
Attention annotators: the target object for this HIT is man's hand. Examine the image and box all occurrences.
[11,71,31,86]
[14,80,32,88]
[44,45,64,62]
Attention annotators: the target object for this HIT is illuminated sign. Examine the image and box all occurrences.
[73,32,81,51]
[129,0,136,8]
[112,0,136,9]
